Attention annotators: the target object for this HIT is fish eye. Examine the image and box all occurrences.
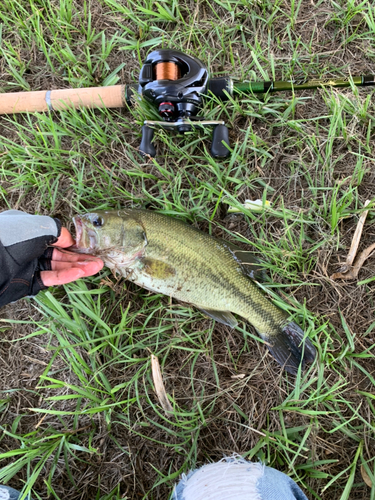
[92,216,104,228]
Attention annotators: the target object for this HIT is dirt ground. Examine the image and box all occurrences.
[1,1,375,499]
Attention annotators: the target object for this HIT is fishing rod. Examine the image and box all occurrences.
[1,49,374,158]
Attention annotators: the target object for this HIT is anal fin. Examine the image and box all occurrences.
[198,308,238,327]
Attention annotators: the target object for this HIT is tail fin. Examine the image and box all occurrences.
[265,321,316,375]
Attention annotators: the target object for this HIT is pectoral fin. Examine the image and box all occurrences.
[141,258,176,279]
[198,308,238,327]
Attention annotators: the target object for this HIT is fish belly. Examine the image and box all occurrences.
[121,258,237,313]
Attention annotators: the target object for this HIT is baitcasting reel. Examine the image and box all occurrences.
[127,49,231,158]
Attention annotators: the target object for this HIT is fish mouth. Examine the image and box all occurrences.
[73,216,83,247]
[70,215,98,255]
[70,215,96,253]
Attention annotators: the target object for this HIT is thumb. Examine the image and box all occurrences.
[53,227,75,248]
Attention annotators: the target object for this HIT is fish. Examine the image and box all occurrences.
[72,209,316,374]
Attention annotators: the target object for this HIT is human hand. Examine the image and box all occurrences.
[0,210,103,307]
[41,227,103,286]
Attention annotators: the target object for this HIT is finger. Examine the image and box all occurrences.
[41,260,104,286]
[52,227,75,248]
[50,260,101,271]
[41,268,86,286]
[50,260,104,272]
[51,248,102,263]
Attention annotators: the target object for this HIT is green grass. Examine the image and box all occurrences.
[1,0,375,499]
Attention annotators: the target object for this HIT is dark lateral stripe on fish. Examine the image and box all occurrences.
[243,298,283,335]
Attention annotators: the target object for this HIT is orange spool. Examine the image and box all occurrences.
[155,61,181,81]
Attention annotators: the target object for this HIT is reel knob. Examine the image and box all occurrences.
[139,125,156,157]
[211,124,230,158]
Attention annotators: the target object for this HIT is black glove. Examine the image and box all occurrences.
[0,210,61,307]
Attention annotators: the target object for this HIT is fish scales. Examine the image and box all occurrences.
[122,211,284,331]
[72,209,316,374]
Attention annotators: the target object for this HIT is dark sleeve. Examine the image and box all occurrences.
[0,211,61,307]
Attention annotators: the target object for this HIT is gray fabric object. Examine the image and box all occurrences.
[0,485,33,500]
[0,210,59,247]
[170,456,309,500]
[0,210,61,307]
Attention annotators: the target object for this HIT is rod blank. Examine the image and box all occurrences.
[233,75,375,95]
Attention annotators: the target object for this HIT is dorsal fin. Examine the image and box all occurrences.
[220,240,266,281]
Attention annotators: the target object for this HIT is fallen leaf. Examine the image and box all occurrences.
[331,200,375,281]
[151,354,173,414]
[331,242,375,281]
[361,464,373,488]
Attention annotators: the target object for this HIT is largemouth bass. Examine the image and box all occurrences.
[73,209,316,374]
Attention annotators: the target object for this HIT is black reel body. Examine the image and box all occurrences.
[135,49,230,158]
[140,49,208,121]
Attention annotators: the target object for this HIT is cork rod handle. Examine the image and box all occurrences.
[0,85,126,115]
